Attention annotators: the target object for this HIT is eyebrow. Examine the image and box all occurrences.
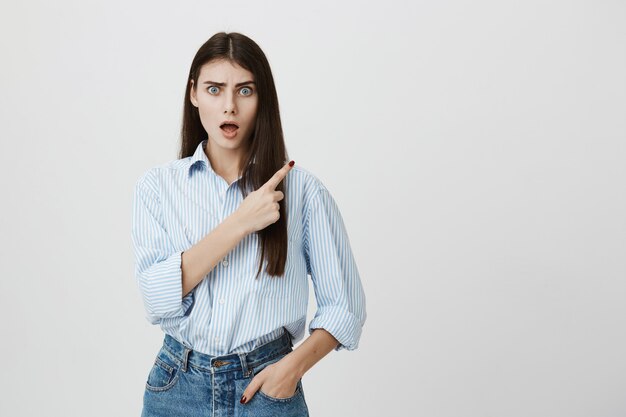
[203,80,255,87]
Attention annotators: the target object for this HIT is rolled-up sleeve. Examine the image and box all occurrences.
[131,172,193,324]
[304,185,367,351]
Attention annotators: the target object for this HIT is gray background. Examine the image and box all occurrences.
[1,0,625,416]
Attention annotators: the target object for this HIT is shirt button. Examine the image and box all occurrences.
[219,298,225,304]
[222,259,229,267]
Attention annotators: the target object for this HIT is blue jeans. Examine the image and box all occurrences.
[141,330,310,417]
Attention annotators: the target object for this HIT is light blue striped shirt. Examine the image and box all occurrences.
[131,139,366,355]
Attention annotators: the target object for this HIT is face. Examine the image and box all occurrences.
[190,59,258,154]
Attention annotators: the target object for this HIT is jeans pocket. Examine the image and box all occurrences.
[145,347,183,392]
[257,379,303,402]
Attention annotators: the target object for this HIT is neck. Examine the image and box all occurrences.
[204,140,245,182]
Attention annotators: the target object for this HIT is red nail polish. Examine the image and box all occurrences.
[240,395,246,404]
[289,160,294,167]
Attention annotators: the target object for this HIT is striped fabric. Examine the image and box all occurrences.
[131,139,366,355]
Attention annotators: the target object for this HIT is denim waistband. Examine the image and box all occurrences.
[161,330,293,376]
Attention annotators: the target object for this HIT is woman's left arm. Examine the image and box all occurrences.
[282,328,340,377]
[240,329,338,403]
[241,184,366,404]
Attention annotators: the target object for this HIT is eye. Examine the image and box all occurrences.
[207,86,219,94]
[240,87,254,96]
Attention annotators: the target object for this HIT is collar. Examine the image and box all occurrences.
[187,139,255,180]
[187,139,211,177]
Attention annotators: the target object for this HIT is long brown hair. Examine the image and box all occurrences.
[178,32,290,279]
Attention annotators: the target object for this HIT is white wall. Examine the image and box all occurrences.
[0,0,624,416]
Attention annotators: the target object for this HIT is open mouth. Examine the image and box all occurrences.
[220,122,239,133]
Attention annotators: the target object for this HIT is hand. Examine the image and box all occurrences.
[240,353,301,404]
[234,160,295,235]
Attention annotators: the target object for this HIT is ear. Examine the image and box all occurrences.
[189,79,198,107]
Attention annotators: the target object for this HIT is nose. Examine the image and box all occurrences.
[224,91,236,114]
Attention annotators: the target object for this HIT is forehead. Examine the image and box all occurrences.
[198,60,254,81]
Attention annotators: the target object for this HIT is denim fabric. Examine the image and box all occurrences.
[141,330,309,417]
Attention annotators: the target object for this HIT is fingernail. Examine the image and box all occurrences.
[240,395,246,404]
[288,160,294,167]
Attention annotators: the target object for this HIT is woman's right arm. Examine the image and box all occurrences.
[181,214,249,297]
[182,161,295,297]
[132,162,293,324]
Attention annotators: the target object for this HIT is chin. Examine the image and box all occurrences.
[214,137,244,149]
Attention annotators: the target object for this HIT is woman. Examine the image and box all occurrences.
[131,32,367,416]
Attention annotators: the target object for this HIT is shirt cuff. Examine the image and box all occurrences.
[138,250,194,323]
[307,306,364,351]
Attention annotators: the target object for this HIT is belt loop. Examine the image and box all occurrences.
[181,346,191,372]
[284,327,293,348]
[238,353,251,377]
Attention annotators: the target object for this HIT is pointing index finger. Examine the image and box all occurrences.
[264,160,295,190]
